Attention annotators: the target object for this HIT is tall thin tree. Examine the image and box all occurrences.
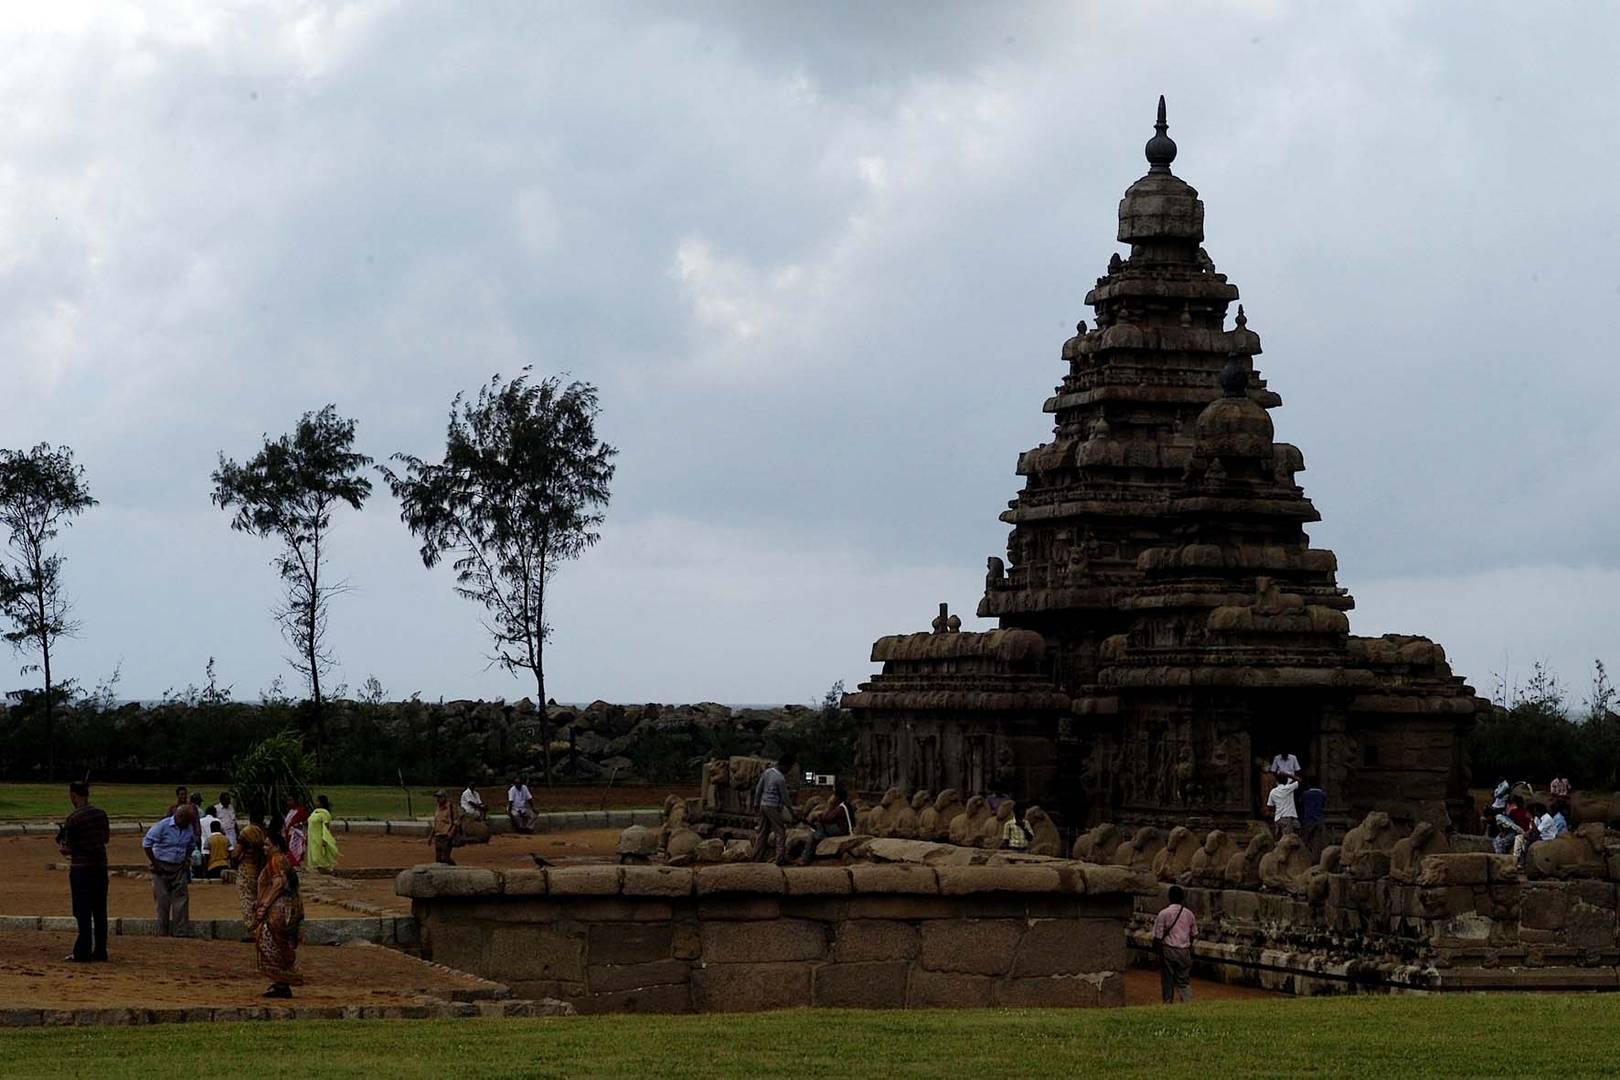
[212,406,372,757]
[383,370,616,783]
[0,443,97,778]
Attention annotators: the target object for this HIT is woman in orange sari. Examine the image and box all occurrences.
[231,822,267,941]
[253,825,305,998]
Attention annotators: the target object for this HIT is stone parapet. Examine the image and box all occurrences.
[399,862,1139,1013]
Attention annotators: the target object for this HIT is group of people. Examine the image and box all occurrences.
[427,777,537,864]
[56,782,345,999]
[1486,778,1572,864]
[1261,751,1330,857]
[745,753,1040,866]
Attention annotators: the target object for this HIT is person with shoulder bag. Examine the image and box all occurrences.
[1151,884,1198,1004]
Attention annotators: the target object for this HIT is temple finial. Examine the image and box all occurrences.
[1145,94,1177,173]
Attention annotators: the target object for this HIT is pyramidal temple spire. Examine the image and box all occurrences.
[1145,94,1177,173]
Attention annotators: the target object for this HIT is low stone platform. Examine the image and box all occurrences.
[398,861,1148,1013]
[0,914,418,947]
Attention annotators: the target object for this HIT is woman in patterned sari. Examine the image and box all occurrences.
[253,825,305,998]
[230,821,267,941]
[282,798,310,867]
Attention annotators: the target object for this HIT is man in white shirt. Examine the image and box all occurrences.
[212,793,238,848]
[506,776,536,834]
[1269,751,1301,779]
[1267,773,1300,837]
[460,782,486,821]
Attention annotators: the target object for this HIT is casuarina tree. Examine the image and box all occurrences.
[212,406,372,757]
[0,443,97,778]
[383,370,616,784]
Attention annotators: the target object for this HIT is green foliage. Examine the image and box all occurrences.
[0,442,97,778]
[1470,659,1620,790]
[764,681,855,779]
[231,729,316,824]
[383,370,617,779]
[211,405,373,746]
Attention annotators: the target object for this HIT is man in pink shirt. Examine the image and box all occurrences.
[1152,884,1198,1003]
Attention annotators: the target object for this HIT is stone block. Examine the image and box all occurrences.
[508,979,586,1003]
[502,869,547,896]
[1012,917,1125,976]
[700,919,826,964]
[673,919,701,960]
[621,866,694,897]
[1418,854,1489,887]
[1097,970,1125,1006]
[906,968,994,1008]
[937,865,1062,895]
[784,867,852,895]
[588,922,672,966]
[830,920,919,963]
[486,925,585,982]
[586,960,689,994]
[546,866,622,896]
[564,898,673,922]
[783,897,850,922]
[696,896,782,921]
[1486,855,1521,883]
[422,920,487,970]
[1566,901,1616,952]
[1079,865,1154,895]
[1219,890,1262,922]
[691,962,812,1012]
[1565,880,1618,910]
[695,864,785,895]
[395,866,500,898]
[303,919,384,945]
[851,864,938,894]
[39,917,77,934]
[846,895,958,920]
[919,919,1022,975]
[813,960,910,1008]
[994,974,1107,1008]
[574,983,692,1014]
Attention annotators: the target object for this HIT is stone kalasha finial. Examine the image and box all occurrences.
[1145,94,1176,172]
[1219,351,1249,397]
[1234,304,1247,329]
[931,602,961,634]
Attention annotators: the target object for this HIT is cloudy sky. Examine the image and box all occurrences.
[2,1,1616,707]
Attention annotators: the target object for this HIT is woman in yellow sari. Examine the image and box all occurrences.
[230,822,267,940]
[307,794,340,872]
[253,825,305,998]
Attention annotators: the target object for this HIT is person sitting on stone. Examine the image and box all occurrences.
[1266,772,1300,837]
[1529,800,1562,843]
[507,776,536,833]
[798,781,853,865]
[1550,775,1572,802]
[459,781,486,821]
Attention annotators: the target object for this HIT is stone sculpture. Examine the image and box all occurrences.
[1389,821,1450,883]
[1072,823,1123,863]
[1186,829,1240,885]
[1111,826,1166,870]
[922,789,964,841]
[868,787,904,836]
[894,791,929,839]
[1527,823,1610,879]
[1024,805,1062,857]
[1258,833,1313,891]
[979,801,1013,848]
[949,795,991,846]
[1151,825,1199,882]
[1223,830,1274,888]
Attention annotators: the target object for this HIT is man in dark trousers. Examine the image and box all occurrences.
[58,781,110,962]
[1151,884,1198,1004]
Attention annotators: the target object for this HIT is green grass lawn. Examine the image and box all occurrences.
[0,994,1608,1078]
[0,783,667,822]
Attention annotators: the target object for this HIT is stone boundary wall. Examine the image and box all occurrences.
[0,996,573,1029]
[398,862,1143,1013]
[1130,852,1620,994]
[0,809,660,836]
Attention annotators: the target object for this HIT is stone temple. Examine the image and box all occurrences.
[846,99,1484,836]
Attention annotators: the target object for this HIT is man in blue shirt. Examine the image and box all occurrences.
[143,803,196,936]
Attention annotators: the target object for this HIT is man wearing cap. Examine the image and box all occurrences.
[430,790,460,864]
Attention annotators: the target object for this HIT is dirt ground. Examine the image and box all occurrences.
[0,829,623,919]
[1121,967,1277,1005]
[0,930,489,1010]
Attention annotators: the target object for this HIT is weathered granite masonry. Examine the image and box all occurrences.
[397,862,1139,1013]
[846,98,1484,833]
[1129,842,1620,993]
